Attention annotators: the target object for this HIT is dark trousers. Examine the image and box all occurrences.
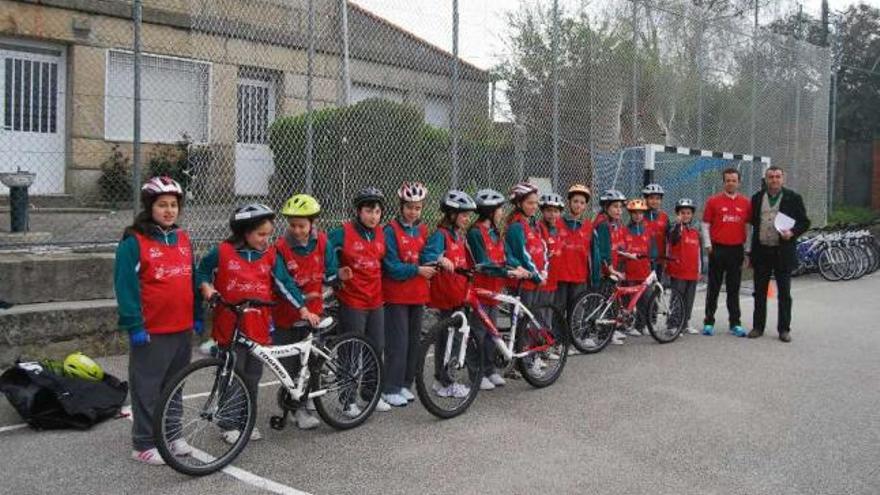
[383,303,424,393]
[338,304,385,403]
[273,325,310,409]
[555,281,587,318]
[752,246,793,334]
[129,331,192,450]
[219,343,264,431]
[471,305,499,377]
[670,278,698,330]
[704,244,744,327]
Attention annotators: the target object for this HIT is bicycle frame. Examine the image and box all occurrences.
[596,271,662,327]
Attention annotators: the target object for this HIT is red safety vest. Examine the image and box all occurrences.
[134,230,194,334]
[383,220,429,305]
[667,225,701,281]
[273,232,326,328]
[623,224,652,282]
[337,222,385,310]
[539,222,562,293]
[212,242,276,346]
[509,213,547,292]
[555,216,592,284]
[428,228,470,310]
[471,223,506,306]
[646,209,670,261]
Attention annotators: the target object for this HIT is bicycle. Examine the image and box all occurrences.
[153,297,382,476]
[414,266,569,419]
[568,259,685,353]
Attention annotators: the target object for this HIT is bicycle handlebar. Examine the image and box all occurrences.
[209,294,277,312]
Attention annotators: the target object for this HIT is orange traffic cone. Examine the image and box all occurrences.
[767,280,776,299]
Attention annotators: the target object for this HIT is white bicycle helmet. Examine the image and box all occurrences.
[231,203,275,227]
[475,189,506,208]
[397,181,428,202]
[509,181,539,202]
[675,198,696,212]
[440,190,477,213]
[642,183,665,196]
[141,176,183,200]
[599,189,627,205]
[539,193,565,209]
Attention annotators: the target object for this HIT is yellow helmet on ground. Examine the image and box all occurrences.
[281,194,321,218]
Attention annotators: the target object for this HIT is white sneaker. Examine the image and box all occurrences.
[611,330,626,345]
[626,327,642,337]
[567,347,580,356]
[431,382,470,398]
[221,428,262,445]
[131,448,165,465]
[399,387,416,402]
[198,339,217,356]
[343,403,362,418]
[580,338,596,348]
[169,439,193,456]
[381,393,408,407]
[294,409,320,430]
[487,373,506,386]
[305,398,317,411]
[530,357,547,373]
[480,377,496,390]
[375,398,392,412]
[685,327,699,335]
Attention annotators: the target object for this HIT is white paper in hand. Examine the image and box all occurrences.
[774,212,795,233]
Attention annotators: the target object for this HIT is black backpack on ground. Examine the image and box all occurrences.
[0,360,128,430]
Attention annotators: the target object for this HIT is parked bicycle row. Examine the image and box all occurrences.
[793,221,880,281]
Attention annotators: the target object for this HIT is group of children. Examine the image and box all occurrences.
[114,175,704,465]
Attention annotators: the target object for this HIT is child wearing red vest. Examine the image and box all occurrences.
[325,187,390,413]
[273,194,327,429]
[643,183,670,280]
[114,177,201,465]
[591,190,628,344]
[619,199,658,338]
[467,189,528,391]
[422,190,477,398]
[381,182,435,407]
[198,203,316,444]
[666,198,703,335]
[505,182,547,309]
[555,184,593,316]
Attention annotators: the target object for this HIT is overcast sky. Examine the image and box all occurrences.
[353,0,880,70]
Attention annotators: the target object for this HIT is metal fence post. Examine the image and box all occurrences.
[339,0,351,106]
[750,0,759,155]
[551,0,560,189]
[631,0,639,145]
[305,0,315,194]
[450,0,460,188]
[132,0,143,219]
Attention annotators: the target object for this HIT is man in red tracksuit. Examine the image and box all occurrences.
[666,198,703,335]
[701,168,751,337]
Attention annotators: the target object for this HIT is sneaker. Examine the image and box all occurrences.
[305,398,317,411]
[198,339,217,356]
[131,448,165,465]
[702,324,715,336]
[221,428,262,445]
[294,409,320,430]
[626,327,642,337]
[730,325,748,338]
[381,393,408,407]
[685,327,699,335]
[487,373,506,387]
[375,398,392,412]
[611,330,626,345]
[579,338,596,348]
[399,387,416,402]
[343,403,362,418]
[567,347,580,356]
[169,439,193,457]
[450,383,471,398]
[480,377,496,390]
[530,357,546,373]
[432,382,471,398]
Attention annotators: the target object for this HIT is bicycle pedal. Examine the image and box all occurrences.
[270,415,287,431]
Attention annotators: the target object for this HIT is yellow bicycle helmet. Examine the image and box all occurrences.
[281,194,321,218]
[63,352,104,381]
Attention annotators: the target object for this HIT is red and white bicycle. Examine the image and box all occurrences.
[414,267,569,419]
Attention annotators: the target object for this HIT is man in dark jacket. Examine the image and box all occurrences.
[747,165,810,342]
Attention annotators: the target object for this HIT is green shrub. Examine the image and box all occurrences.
[97,145,132,205]
[828,205,880,226]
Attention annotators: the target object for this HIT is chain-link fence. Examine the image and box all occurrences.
[0,0,831,251]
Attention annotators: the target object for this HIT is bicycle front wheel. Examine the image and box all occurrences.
[569,291,615,354]
[313,333,382,430]
[414,315,482,419]
[516,303,569,388]
[154,357,256,476]
[646,288,684,344]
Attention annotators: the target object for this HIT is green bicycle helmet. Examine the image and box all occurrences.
[63,352,104,381]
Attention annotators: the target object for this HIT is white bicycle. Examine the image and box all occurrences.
[154,297,382,476]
